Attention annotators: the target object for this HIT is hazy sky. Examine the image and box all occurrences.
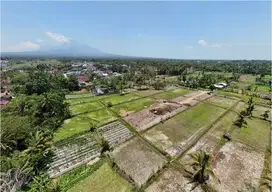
[1,1,271,60]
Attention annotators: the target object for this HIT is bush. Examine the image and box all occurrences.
[107,102,113,107]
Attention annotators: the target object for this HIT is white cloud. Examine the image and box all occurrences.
[36,38,44,43]
[184,45,193,49]
[46,31,71,43]
[198,39,228,48]
[7,41,40,52]
[198,40,207,46]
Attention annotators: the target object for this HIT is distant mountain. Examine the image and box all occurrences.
[1,41,125,58]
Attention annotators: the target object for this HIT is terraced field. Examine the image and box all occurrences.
[49,134,101,178]
[55,88,271,191]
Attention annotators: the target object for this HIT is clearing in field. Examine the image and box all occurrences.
[54,115,94,142]
[204,95,238,109]
[211,142,264,192]
[111,137,166,186]
[179,110,239,164]
[133,90,162,97]
[125,91,212,132]
[69,101,104,115]
[252,105,271,120]
[111,97,156,117]
[81,109,117,126]
[146,166,202,192]
[143,102,226,157]
[151,88,191,100]
[101,93,140,105]
[65,95,110,105]
[231,117,270,151]
[239,74,257,84]
[67,163,132,192]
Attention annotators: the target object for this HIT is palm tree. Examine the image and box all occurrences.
[184,150,220,191]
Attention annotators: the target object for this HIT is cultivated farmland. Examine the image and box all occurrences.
[111,137,166,186]
[143,102,226,157]
[52,87,270,192]
[67,163,133,192]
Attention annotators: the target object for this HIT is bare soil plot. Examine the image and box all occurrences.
[98,121,134,148]
[211,142,264,192]
[146,167,203,192]
[134,90,163,97]
[69,101,104,115]
[252,105,271,120]
[111,137,166,186]
[67,163,132,192]
[125,91,211,132]
[231,117,270,151]
[204,95,238,109]
[143,103,226,157]
[111,97,156,117]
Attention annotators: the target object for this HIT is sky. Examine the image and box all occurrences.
[1,1,271,60]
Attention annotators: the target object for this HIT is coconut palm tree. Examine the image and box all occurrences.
[184,150,220,191]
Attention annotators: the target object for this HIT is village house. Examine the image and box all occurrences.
[0,91,12,106]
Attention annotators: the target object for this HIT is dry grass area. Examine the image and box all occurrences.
[146,167,203,192]
[124,91,212,132]
[111,137,166,186]
[205,95,238,109]
[211,142,264,192]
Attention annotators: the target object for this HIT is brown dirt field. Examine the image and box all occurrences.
[124,91,212,132]
[111,137,166,187]
[146,167,203,192]
[210,142,264,192]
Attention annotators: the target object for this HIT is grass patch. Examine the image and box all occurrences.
[253,105,271,120]
[81,109,117,126]
[101,93,141,105]
[65,93,93,99]
[65,95,111,105]
[134,90,163,97]
[231,117,270,151]
[54,115,93,142]
[205,96,237,109]
[151,88,191,100]
[69,101,104,115]
[58,159,104,191]
[67,162,132,192]
[111,97,156,115]
[216,90,269,105]
[239,74,257,84]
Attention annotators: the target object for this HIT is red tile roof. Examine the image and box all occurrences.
[77,75,89,82]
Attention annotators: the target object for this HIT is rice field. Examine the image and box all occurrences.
[143,102,226,157]
[69,101,104,115]
[67,163,133,192]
